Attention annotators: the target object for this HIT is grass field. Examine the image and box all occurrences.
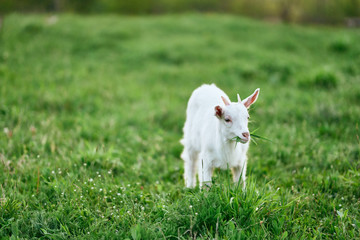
[1,14,360,239]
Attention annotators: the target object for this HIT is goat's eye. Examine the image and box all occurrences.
[225,118,231,123]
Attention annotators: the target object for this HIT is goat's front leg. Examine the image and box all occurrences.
[232,161,247,189]
[182,148,198,188]
[198,155,213,188]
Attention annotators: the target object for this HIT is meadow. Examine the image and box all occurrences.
[0,14,360,239]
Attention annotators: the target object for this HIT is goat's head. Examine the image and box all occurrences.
[215,88,260,143]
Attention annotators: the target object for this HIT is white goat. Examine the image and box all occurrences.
[180,84,260,188]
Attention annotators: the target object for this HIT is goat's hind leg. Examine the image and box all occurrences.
[181,147,198,188]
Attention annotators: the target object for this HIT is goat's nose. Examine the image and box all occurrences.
[242,132,250,139]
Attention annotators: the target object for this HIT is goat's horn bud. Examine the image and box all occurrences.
[221,96,230,106]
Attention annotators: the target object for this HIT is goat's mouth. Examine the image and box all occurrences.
[239,138,249,144]
[232,136,249,144]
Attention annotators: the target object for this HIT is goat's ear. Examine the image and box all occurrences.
[242,88,260,108]
[215,106,223,119]
[221,96,230,106]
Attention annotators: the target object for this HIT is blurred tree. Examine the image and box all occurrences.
[278,0,300,23]
[0,0,359,25]
[53,0,62,11]
[64,0,98,13]
[343,0,360,17]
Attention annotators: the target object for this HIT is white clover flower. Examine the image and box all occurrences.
[100,188,103,192]
[89,178,93,182]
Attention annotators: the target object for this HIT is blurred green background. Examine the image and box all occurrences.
[1,0,360,25]
[1,0,360,238]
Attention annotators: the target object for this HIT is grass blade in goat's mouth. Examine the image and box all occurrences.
[250,133,272,142]
[233,132,271,146]
[233,136,247,143]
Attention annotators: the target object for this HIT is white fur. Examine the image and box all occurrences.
[180,84,260,188]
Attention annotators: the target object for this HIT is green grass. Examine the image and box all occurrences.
[1,13,360,239]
